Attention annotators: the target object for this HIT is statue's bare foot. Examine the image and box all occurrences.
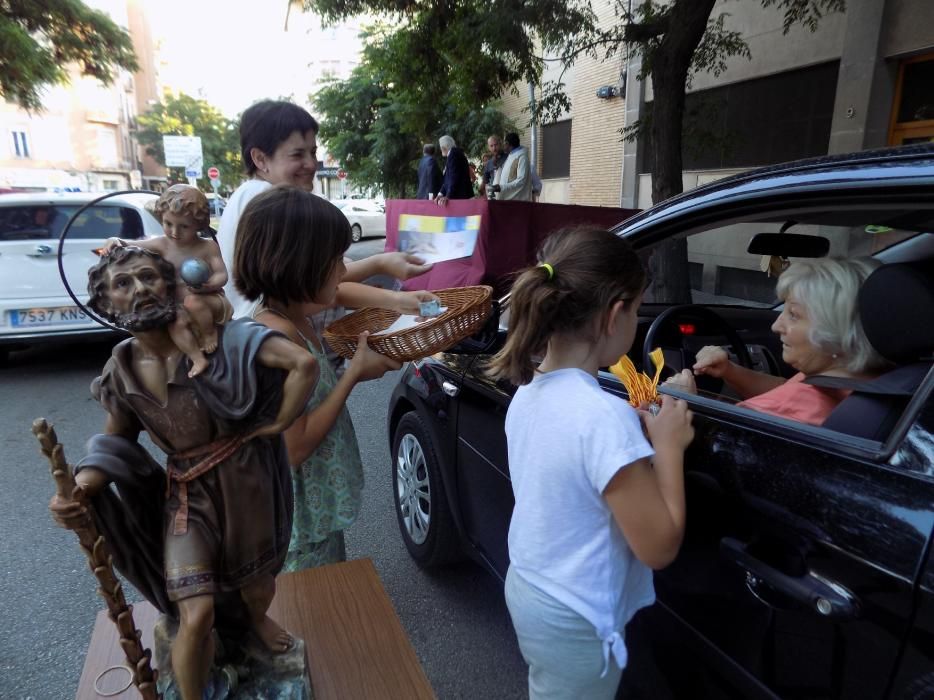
[201,331,218,354]
[188,354,210,378]
[255,615,294,653]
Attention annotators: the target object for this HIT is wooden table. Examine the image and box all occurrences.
[76,558,435,699]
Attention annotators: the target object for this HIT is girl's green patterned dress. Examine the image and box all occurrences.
[283,329,364,571]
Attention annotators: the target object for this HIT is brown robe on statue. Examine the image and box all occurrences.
[78,319,294,609]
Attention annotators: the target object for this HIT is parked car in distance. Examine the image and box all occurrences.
[387,144,934,699]
[0,191,162,360]
[332,199,387,242]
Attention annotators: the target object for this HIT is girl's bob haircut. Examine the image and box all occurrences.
[233,185,351,305]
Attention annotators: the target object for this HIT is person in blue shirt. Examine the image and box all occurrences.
[415,143,443,200]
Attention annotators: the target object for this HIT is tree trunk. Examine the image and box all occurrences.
[647,0,716,304]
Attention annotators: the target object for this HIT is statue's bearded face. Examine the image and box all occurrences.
[103,257,177,332]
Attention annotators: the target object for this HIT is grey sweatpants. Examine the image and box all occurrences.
[505,567,624,700]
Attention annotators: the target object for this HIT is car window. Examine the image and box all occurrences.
[631,207,933,452]
[0,204,145,241]
[641,216,921,308]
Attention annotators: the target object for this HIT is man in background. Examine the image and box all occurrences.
[416,143,442,199]
[490,132,532,201]
[481,135,506,199]
[435,135,473,206]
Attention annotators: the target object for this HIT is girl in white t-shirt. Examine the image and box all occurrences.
[488,227,694,699]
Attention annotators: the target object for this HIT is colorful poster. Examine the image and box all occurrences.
[396,214,481,264]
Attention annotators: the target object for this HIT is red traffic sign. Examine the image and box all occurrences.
[337,169,347,180]
[207,166,220,180]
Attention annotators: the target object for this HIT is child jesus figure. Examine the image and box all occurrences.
[105,184,232,377]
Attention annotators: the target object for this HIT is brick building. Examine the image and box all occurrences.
[499,0,934,210]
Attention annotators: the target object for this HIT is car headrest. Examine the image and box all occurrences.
[858,263,934,364]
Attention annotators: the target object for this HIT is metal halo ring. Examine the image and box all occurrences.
[93,664,134,696]
[56,189,161,333]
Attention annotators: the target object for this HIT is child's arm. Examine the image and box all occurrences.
[280,329,400,466]
[245,334,320,441]
[344,252,432,283]
[336,282,440,316]
[603,395,694,570]
[188,242,228,293]
[103,236,162,254]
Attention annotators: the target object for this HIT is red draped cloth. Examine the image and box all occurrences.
[384,199,640,295]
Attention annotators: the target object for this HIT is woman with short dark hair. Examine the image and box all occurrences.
[218,99,438,326]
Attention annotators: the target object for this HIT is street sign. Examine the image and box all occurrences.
[207,166,220,180]
[163,135,203,168]
[337,169,347,180]
[210,177,221,189]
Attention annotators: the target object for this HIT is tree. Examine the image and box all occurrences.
[307,0,844,302]
[542,0,844,301]
[314,26,515,197]
[136,94,242,193]
[0,0,137,110]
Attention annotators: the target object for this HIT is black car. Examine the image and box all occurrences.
[387,144,934,699]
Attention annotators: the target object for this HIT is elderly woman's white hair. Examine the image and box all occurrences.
[776,257,888,374]
[438,135,456,152]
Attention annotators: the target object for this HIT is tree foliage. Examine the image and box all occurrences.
[0,0,138,111]
[314,25,515,197]
[136,94,242,194]
[307,0,844,301]
[542,0,844,301]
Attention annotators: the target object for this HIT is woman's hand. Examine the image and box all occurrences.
[347,331,402,382]
[692,345,732,378]
[640,394,695,451]
[663,369,697,394]
[393,290,442,316]
[380,252,434,281]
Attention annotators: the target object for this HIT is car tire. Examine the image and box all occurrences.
[351,224,363,243]
[392,412,461,567]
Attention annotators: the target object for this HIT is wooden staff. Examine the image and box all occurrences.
[33,418,159,700]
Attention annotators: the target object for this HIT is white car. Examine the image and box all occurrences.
[332,199,387,242]
[0,191,163,359]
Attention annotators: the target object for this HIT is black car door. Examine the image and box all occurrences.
[617,384,934,700]
[453,355,515,579]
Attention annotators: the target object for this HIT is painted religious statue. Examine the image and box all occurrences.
[104,184,233,377]
[47,243,318,699]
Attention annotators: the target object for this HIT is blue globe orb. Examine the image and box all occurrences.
[179,257,211,286]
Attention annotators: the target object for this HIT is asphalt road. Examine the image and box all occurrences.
[0,237,528,699]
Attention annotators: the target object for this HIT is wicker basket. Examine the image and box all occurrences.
[324,285,493,362]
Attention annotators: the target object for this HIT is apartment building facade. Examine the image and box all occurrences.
[509,0,934,210]
[0,0,160,193]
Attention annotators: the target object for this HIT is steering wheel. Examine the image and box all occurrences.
[642,305,753,393]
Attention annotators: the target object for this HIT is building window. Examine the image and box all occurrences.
[889,52,934,146]
[95,126,119,168]
[541,120,571,179]
[644,61,839,171]
[11,130,30,158]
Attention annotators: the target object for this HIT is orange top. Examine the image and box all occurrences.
[738,372,848,426]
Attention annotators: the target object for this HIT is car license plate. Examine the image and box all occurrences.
[10,306,89,327]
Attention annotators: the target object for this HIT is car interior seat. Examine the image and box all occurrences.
[805,262,934,441]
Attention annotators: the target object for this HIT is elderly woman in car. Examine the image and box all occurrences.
[667,257,890,426]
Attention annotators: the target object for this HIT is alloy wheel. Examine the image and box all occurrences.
[396,433,431,545]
